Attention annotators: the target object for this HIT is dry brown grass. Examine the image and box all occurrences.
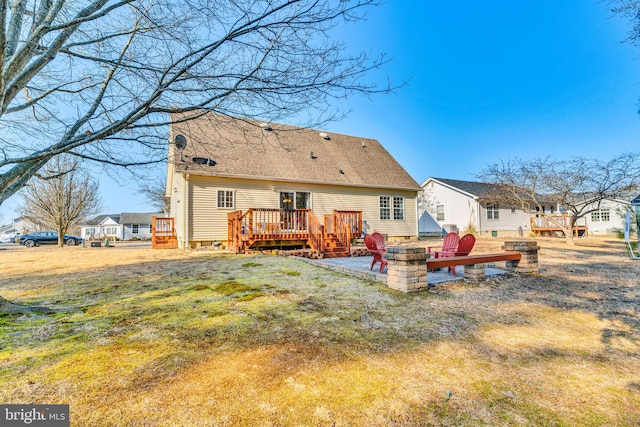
[0,238,639,426]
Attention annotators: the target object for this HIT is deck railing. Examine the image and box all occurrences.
[337,210,363,238]
[530,213,588,236]
[152,216,178,249]
[227,210,245,253]
[324,210,362,237]
[307,211,324,251]
[334,214,351,254]
[227,208,362,253]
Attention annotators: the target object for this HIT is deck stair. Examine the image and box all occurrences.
[321,233,349,258]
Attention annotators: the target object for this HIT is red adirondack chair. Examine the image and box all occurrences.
[371,232,387,253]
[427,232,460,258]
[365,233,388,273]
[436,233,476,276]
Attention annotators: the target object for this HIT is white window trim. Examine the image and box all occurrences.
[486,202,500,220]
[379,195,405,221]
[393,196,405,221]
[216,189,235,209]
[379,195,391,220]
[591,208,610,222]
[279,190,312,210]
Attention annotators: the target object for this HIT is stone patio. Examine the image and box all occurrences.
[295,254,508,286]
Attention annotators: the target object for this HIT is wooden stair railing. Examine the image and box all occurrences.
[307,211,324,251]
[227,210,247,253]
[333,213,351,255]
[334,210,362,238]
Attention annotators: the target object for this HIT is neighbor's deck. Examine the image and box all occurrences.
[530,214,587,237]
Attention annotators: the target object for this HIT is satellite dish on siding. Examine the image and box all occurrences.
[319,132,330,140]
[174,134,187,150]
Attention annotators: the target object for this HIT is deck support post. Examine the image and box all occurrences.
[502,241,540,274]
[385,246,428,293]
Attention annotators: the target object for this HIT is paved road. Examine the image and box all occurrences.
[0,242,152,251]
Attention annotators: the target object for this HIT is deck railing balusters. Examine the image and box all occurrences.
[227,208,362,254]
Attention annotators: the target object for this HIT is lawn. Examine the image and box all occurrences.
[0,238,638,426]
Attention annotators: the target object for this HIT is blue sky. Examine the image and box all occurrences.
[328,1,640,182]
[2,1,640,222]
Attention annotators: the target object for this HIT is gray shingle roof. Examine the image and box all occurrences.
[431,178,496,198]
[84,214,120,226]
[169,113,420,191]
[119,213,162,224]
[82,213,161,226]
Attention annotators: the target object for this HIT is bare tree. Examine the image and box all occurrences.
[139,179,169,214]
[479,153,640,245]
[19,156,101,247]
[612,1,640,46]
[0,0,393,206]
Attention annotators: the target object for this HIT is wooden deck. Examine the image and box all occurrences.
[227,209,362,257]
[530,214,587,237]
[151,217,178,249]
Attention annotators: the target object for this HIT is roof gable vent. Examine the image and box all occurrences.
[192,157,216,166]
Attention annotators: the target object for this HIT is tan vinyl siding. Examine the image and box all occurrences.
[310,186,417,239]
[184,175,417,243]
[189,175,281,241]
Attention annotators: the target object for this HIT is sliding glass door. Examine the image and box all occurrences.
[279,192,311,230]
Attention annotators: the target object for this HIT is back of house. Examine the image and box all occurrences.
[166,113,421,250]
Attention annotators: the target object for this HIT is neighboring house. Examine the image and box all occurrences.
[0,216,39,239]
[81,212,161,240]
[420,177,556,238]
[81,214,121,240]
[421,177,631,237]
[581,196,632,235]
[166,113,421,249]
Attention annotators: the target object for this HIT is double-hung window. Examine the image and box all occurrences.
[380,196,390,220]
[380,196,405,220]
[591,209,610,222]
[486,203,499,220]
[217,189,234,209]
[393,197,404,220]
[436,205,445,221]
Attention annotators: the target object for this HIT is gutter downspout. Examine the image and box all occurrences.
[184,174,190,249]
[414,194,419,239]
[477,198,482,234]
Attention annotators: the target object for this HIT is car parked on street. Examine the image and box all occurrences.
[0,233,16,244]
[19,231,83,247]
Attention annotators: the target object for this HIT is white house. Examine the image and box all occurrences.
[81,212,161,241]
[0,216,39,241]
[420,177,631,237]
[581,197,632,235]
[420,178,554,238]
